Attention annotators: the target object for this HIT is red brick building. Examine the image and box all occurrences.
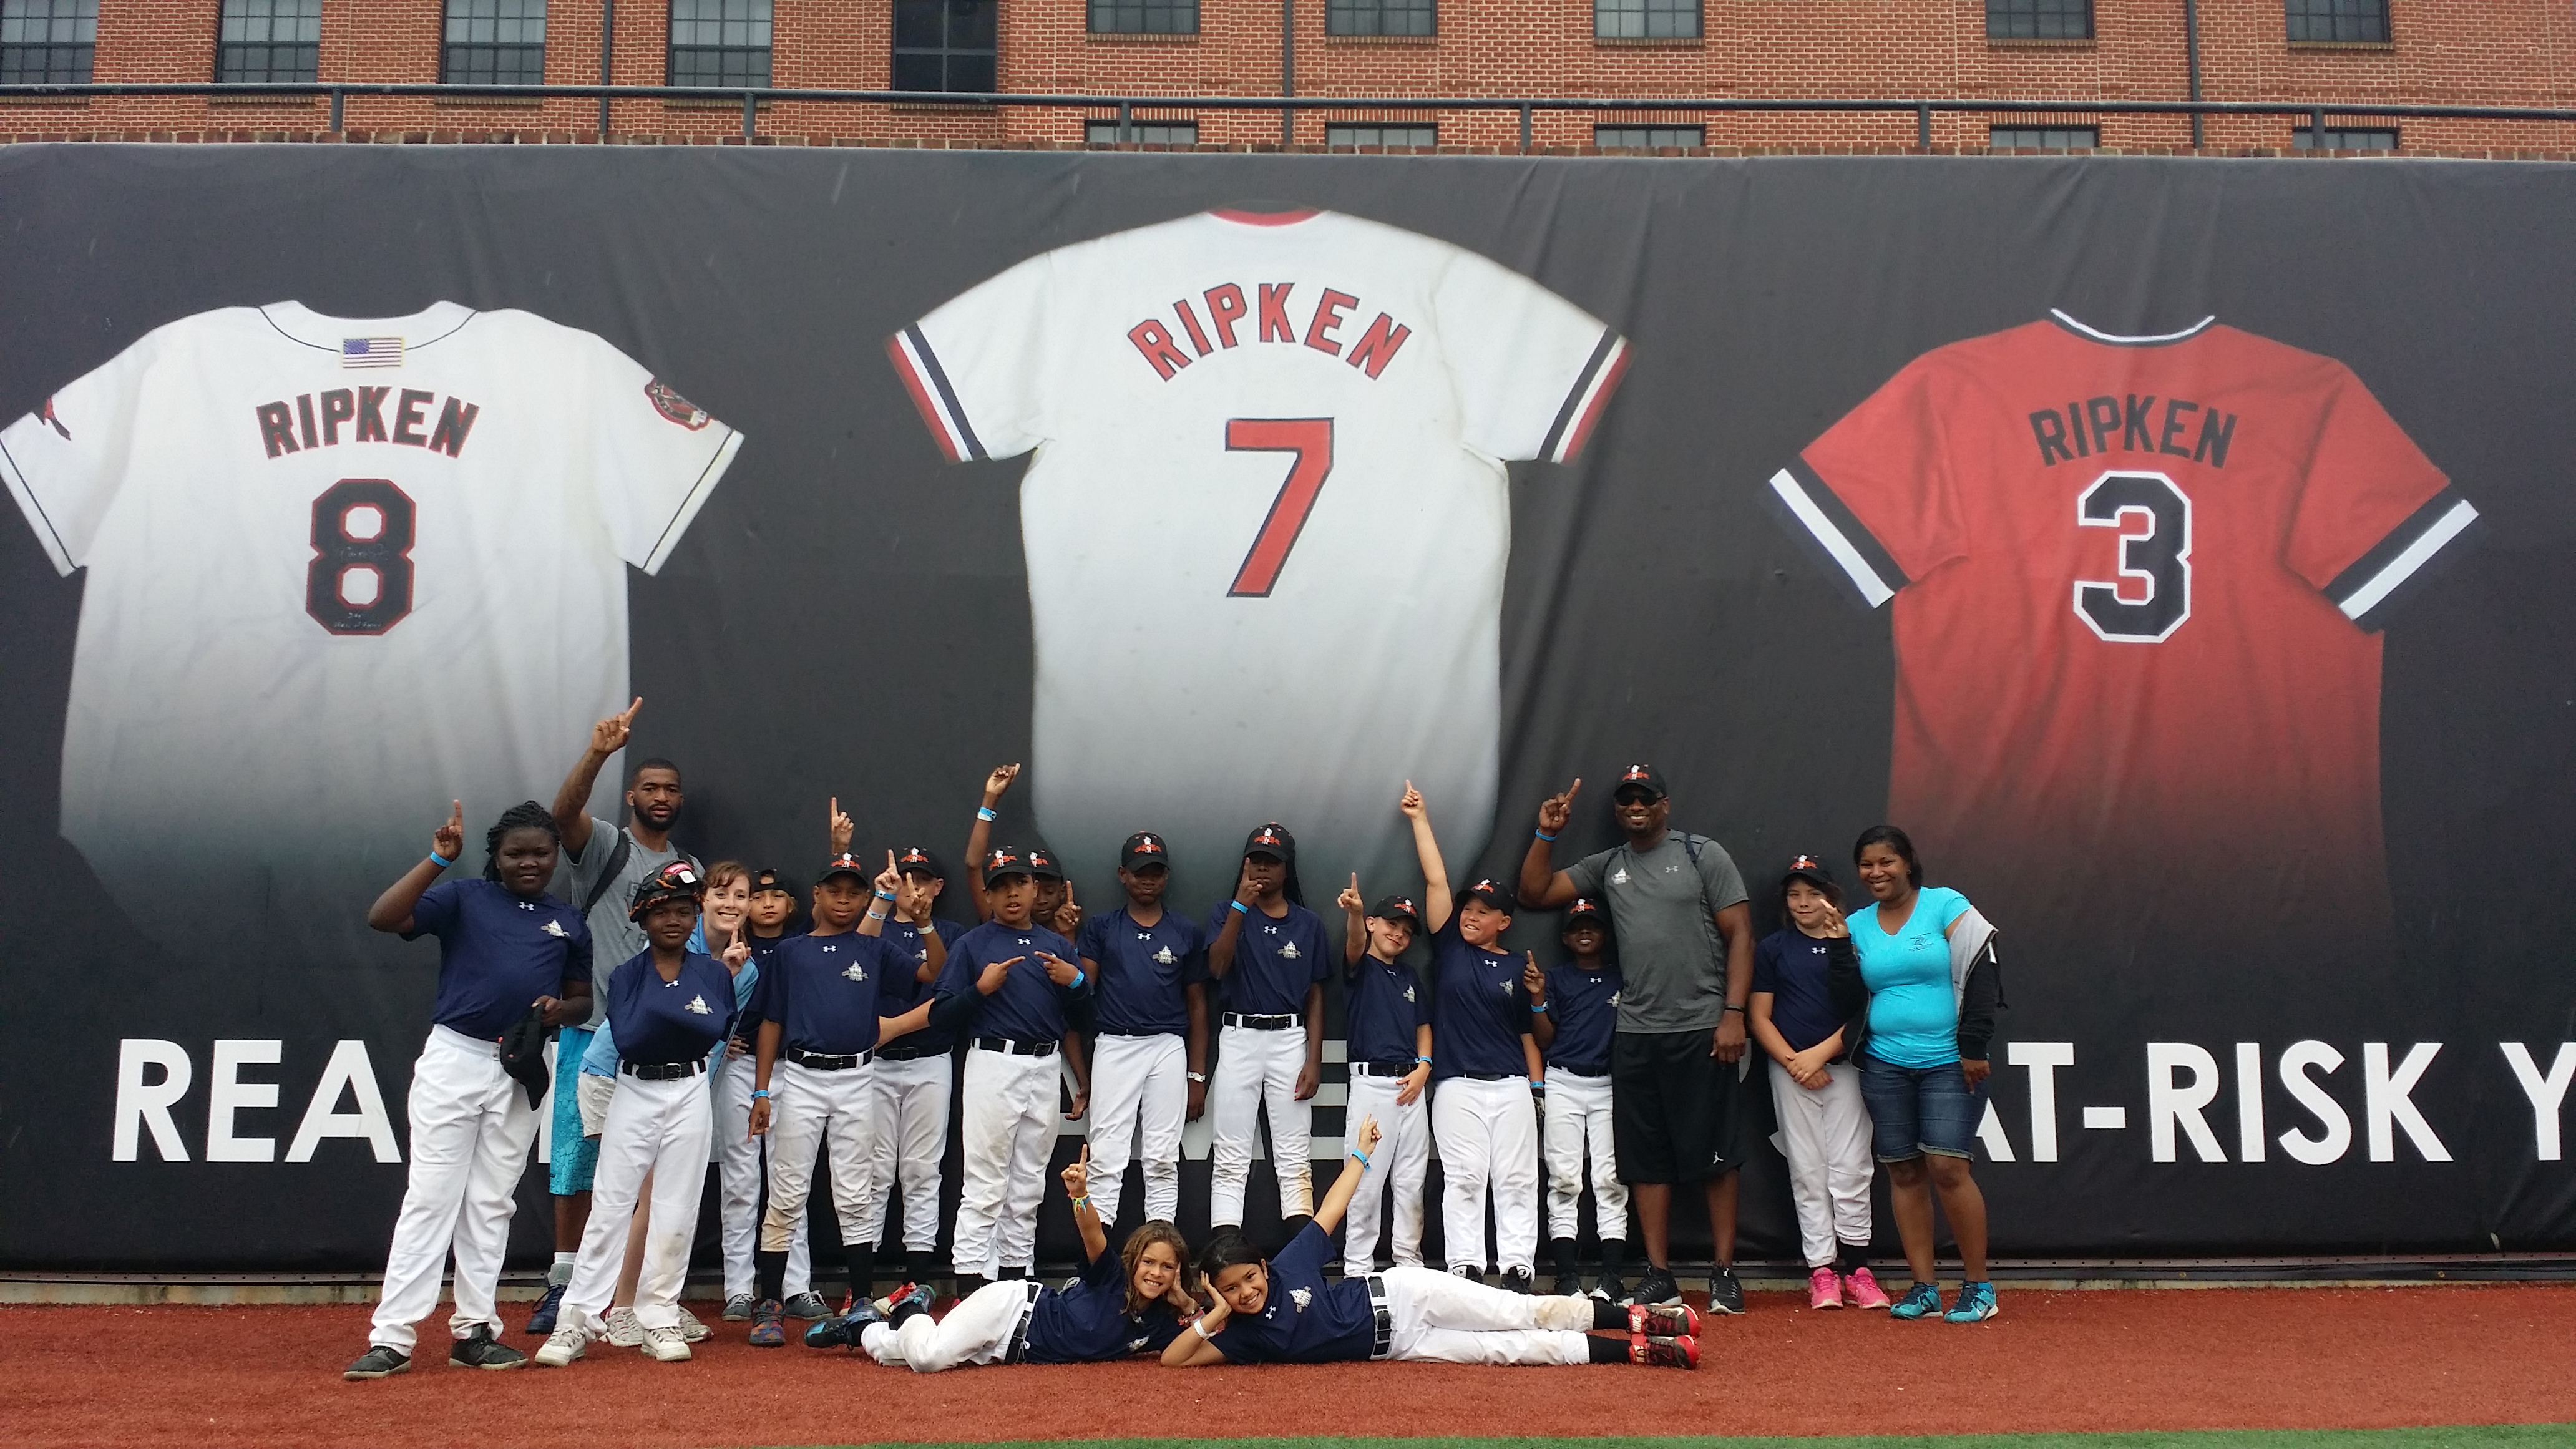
[2,0,2570,151]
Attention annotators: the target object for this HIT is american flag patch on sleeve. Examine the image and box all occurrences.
[341,337,404,369]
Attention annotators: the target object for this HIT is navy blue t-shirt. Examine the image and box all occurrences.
[935,919,1084,1043]
[1343,953,1427,1068]
[1752,927,1847,1055]
[402,878,592,1040]
[730,928,801,1037]
[1078,907,1208,1037]
[1541,960,1622,1076]
[874,918,958,1050]
[1208,1221,1377,1364]
[1205,900,1330,1017]
[1023,1241,1184,1364]
[606,948,738,1065]
[749,929,912,1056]
[1429,918,1533,1081]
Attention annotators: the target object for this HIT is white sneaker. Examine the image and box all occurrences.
[605,1305,643,1347]
[675,1304,711,1343]
[532,1325,587,1368]
[642,1324,691,1362]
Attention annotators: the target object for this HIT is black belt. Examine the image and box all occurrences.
[787,1047,873,1071]
[1222,1012,1298,1030]
[1351,1061,1417,1078]
[1098,1028,1182,1038]
[874,1043,944,1061]
[1003,1279,1042,1363]
[1459,1071,1514,1081]
[1367,1274,1393,1359]
[975,1037,1058,1057]
[622,1058,707,1080]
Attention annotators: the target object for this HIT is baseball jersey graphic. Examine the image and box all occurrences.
[892,208,1627,896]
[1,301,741,956]
[1769,310,2476,938]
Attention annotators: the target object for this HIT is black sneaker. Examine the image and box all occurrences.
[1501,1268,1534,1294]
[1551,1272,1584,1297]
[1707,1265,1747,1316]
[343,1345,410,1380]
[1595,1274,1627,1304]
[1630,1266,1682,1307]
[523,1281,567,1335]
[448,1325,526,1370]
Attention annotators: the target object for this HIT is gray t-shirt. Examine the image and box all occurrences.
[1565,831,1749,1034]
[562,816,689,1030]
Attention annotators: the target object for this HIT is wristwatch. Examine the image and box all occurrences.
[1186,1071,1208,1083]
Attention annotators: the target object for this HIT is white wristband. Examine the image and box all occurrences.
[1192,1318,1212,1340]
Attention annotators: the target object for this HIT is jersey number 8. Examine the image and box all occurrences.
[307,478,417,636]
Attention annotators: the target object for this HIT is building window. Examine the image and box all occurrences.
[1987,0,2091,39]
[0,0,95,84]
[1594,0,1697,41]
[442,0,545,84]
[1595,124,1704,149]
[669,0,770,87]
[1090,0,1195,34]
[2291,125,2398,150]
[2285,0,2388,43]
[217,0,321,83]
[1991,125,2099,148]
[1327,123,1436,147]
[1086,119,1198,144]
[893,0,997,92]
[1329,0,1434,38]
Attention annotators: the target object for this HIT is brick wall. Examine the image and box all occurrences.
[7,0,2570,152]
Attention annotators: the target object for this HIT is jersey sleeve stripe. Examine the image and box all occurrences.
[886,326,985,463]
[1539,329,1624,464]
[1769,459,1905,608]
[2329,489,2479,628]
[1550,336,1631,464]
[639,427,745,577]
[0,434,75,577]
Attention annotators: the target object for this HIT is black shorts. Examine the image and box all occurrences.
[1612,1028,1744,1184]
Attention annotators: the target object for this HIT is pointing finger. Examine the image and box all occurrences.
[1566,778,1581,799]
[623,696,643,724]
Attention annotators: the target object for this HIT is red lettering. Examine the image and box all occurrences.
[1204,284,1247,348]
[391,388,435,447]
[1345,313,1412,379]
[1304,289,1356,358]
[1173,298,1214,356]
[1128,320,1191,380]
[427,397,480,458]
[1259,283,1297,344]
[256,402,298,458]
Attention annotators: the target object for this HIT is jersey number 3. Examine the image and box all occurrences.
[307,478,417,635]
[1225,417,1334,597]
[2073,471,2190,643]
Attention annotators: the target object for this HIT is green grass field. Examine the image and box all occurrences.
[844,1433,2576,1449]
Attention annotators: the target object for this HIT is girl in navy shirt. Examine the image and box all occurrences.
[1334,876,1432,1283]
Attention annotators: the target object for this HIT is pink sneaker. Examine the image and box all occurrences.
[1807,1266,1844,1310]
[1845,1266,1892,1310]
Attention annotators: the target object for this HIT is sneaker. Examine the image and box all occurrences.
[1628,1301,1700,1337]
[721,1294,756,1322]
[1448,1263,1483,1286]
[342,1345,410,1380]
[1629,1266,1682,1307]
[1553,1272,1585,1297]
[748,1299,788,1348]
[532,1324,588,1367]
[1889,1282,1944,1320]
[1944,1281,1999,1323]
[779,1290,833,1320]
[1808,1266,1845,1310]
[605,1305,643,1347]
[1595,1274,1626,1305]
[804,1294,886,1350]
[1629,1332,1699,1369]
[642,1323,691,1362]
[883,1281,935,1327]
[1501,1268,1534,1294]
[675,1305,712,1343]
[1845,1266,1893,1310]
[1706,1266,1747,1316]
[448,1325,526,1370]
[523,1281,567,1336]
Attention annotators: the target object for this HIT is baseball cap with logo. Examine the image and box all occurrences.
[748,867,794,898]
[817,852,871,886]
[1612,763,1669,803]
[1368,894,1422,930]
[1783,854,1836,890]
[984,846,1035,882]
[628,859,706,919]
[1563,895,1609,929]
[1458,877,1515,912]
[895,846,944,881]
[1242,823,1296,862]
[1025,845,1066,882]
[1121,832,1172,872]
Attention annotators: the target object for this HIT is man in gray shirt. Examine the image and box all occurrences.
[1518,763,1754,1314]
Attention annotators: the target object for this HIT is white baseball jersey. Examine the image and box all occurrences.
[0,301,741,956]
[890,208,1627,897]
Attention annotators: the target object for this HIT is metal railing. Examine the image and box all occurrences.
[6,81,2575,150]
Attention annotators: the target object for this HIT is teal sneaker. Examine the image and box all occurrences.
[1888,1282,1943,1320]
[1944,1281,1999,1322]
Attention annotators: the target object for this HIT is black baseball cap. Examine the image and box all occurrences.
[1121,832,1172,872]
[895,846,944,881]
[1242,822,1295,862]
[629,859,705,920]
[748,867,794,897]
[1612,763,1669,802]
[1458,877,1515,912]
[1025,845,1066,882]
[817,852,871,885]
[1783,854,1836,889]
[983,846,1035,882]
[1563,896,1608,930]
[1368,894,1422,929]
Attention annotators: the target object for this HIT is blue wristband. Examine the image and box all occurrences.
[1349,1148,1372,1168]
[1070,969,1086,989]
[1534,829,1557,842]
[875,889,898,901]
[1531,1002,1549,1013]
[1230,900,1249,915]
[427,849,455,867]
[751,1089,771,1100]
[977,806,998,822]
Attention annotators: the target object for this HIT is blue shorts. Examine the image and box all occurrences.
[549,1027,599,1194]
[1858,1051,1983,1163]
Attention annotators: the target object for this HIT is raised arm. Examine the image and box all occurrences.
[1337,873,1366,967]
[552,698,639,861]
[1063,1144,1108,1266]
[857,852,901,938]
[1312,1113,1385,1236]
[961,764,1017,923]
[1400,782,1452,934]
[1523,953,1556,1050]
[368,801,462,934]
[1206,859,1256,978]
[1516,778,1582,910]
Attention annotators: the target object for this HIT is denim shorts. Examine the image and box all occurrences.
[548,1027,600,1194]
[1858,1050,1983,1163]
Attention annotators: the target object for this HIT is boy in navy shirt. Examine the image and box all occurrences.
[1528,897,1630,1300]
[861,846,965,1302]
[1076,831,1209,1229]
[1204,823,1330,1234]
[1335,876,1432,1282]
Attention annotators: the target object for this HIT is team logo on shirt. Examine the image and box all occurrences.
[1279,942,1300,959]
[1151,945,1176,965]
[842,960,868,982]
[685,993,711,1015]
[1610,867,1629,886]
[1289,1287,1312,1311]
[1608,990,1622,1007]
[1403,984,1415,1002]
[540,919,568,938]
[1126,1334,1151,1352]
[1498,980,1515,998]
[644,378,712,430]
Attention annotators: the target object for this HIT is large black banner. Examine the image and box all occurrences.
[2,145,2571,1271]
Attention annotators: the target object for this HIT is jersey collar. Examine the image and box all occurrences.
[2048,308,2215,347]
[260,300,477,354]
[1209,207,1322,227]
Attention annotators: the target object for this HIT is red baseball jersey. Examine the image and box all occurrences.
[1772,312,2477,938]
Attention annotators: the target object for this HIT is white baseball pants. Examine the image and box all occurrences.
[1340,1069,1428,1279]
[1382,1264,1593,1365]
[1432,1075,1539,1276]
[563,1068,713,1332]
[1209,1023,1313,1226]
[860,1279,1039,1372]
[368,1027,540,1354]
[761,1059,879,1251]
[1086,1032,1186,1226]
[952,1048,1059,1278]
[1543,1071,1630,1242]
[1769,1058,1875,1267]
[712,1055,810,1299]
[855,1051,954,1253]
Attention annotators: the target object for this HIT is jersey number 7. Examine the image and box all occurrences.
[1224,417,1334,598]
